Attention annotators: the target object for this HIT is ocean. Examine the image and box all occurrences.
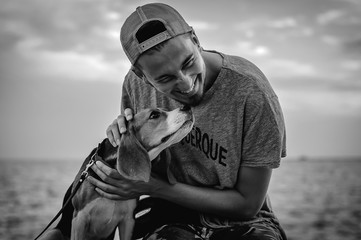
[0,158,360,240]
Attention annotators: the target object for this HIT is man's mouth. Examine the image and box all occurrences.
[180,81,196,94]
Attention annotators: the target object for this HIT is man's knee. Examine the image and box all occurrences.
[144,225,197,240]
[239,225,285,240]
[210,225,285,240]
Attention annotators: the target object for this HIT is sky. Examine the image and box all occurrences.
[0,0,361,161]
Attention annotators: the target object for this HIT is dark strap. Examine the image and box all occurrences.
[33,145,101,240]
[33,171,87,240]
[54,183,74,238]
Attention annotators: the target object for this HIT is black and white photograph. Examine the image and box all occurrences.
[1,0,360,240]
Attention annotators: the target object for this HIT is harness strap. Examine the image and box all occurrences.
[33,146,99,240]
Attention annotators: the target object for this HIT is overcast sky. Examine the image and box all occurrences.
[1,0,361,160]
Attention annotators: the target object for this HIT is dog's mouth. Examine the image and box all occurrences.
[160,119,194,144]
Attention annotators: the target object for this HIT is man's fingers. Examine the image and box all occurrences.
[95,161,118,176]
[106,127,117,147]
[87,176,123,200]
[106,118,122,147]
[87,176,120,192]
[116,115,127,134]
[106,109,133,145]
[124,108,133,121]
[94,187,123,200]
[91,161,122,182]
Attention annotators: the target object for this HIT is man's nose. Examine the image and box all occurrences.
[176,72,193,90]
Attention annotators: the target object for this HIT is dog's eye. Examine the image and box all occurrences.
[149,111,161,119]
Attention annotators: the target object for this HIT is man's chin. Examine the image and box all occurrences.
[175,94,204,107]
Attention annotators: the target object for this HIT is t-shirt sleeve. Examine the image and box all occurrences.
[241,92,287,168]
[121,70,137,113]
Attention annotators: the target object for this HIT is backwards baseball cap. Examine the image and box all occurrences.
[120,3,193,65]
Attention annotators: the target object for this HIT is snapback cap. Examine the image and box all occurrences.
[120,3,193,65]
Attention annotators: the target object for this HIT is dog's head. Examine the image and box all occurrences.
[117,107,194,182]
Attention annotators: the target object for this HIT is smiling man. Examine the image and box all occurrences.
[89,3,288,240]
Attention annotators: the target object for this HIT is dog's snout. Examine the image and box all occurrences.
[180,105,191,112]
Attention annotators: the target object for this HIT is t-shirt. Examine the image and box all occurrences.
[121,51,287,226]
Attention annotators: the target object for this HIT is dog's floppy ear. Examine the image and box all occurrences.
[116,125,151,182]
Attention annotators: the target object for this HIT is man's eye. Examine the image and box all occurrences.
[184,58,195,69]
[157,77,172,84]
[149,111,161,119]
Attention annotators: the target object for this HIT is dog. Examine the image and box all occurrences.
[38,107,193,240]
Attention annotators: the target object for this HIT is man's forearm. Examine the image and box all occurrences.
[149,179,260,220]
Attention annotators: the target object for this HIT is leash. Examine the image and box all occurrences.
[33,149,98,240]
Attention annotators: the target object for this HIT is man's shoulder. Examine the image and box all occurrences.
[124,70,144,87]
[219,52,277,98]
[222,53,267,81]
[123,70,156,93]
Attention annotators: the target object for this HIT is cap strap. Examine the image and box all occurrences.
[136,6,148,22]
[140,31,170,52]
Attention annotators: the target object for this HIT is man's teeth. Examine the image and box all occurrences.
[181,82,195,94]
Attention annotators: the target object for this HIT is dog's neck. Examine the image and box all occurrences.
[99,138,158,163]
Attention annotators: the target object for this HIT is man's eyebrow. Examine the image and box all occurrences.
[182,53,194,68]
[154,53,194,81]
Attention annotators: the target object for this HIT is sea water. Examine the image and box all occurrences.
[0,158,360,240]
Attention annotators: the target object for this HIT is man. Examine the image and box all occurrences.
[89,3,287,240]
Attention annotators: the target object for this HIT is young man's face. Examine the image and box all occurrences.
[136,34,206,106]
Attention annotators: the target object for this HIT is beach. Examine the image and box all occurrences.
[0,158,360,240]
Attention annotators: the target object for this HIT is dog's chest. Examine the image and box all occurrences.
[74,197,137,239]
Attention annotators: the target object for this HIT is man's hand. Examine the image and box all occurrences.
[87,161,165,200]
[106,108,134,147]
[88,161,145,200]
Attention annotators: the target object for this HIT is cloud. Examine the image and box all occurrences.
[235,41,271,57]
[321,35,341,46]
[188,21,219,31]
[268,17,298,29]
[333,0,361,5]
[343,38,361,54]
[0,0,133,83]
[265,17,315,38]
[234,15,315,42]
[341,59,361,71]
[234,17,268,32]
[262,58,317,79]
[235,16,300,30]
[0,0,125,59]
[277,88,361,116]
[7,34,129,83]
[317,9,344,25]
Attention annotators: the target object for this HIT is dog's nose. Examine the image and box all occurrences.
[180,105,191,111]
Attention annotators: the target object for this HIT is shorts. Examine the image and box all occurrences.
[133,198,287,240]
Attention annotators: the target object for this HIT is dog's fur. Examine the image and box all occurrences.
[38,107,193,240]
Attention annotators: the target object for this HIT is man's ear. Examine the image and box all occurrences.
[190,31,201,50]
[117,125,151,182]
[131,65,153,86]
[131,65,143,79]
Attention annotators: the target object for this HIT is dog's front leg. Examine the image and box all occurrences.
[36,229,67,240]
[71,211,89,240]
[117,200,137,240]
[118,216,135,240]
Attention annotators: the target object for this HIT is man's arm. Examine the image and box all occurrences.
[89,162,271,220]
[150,166,272,220]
